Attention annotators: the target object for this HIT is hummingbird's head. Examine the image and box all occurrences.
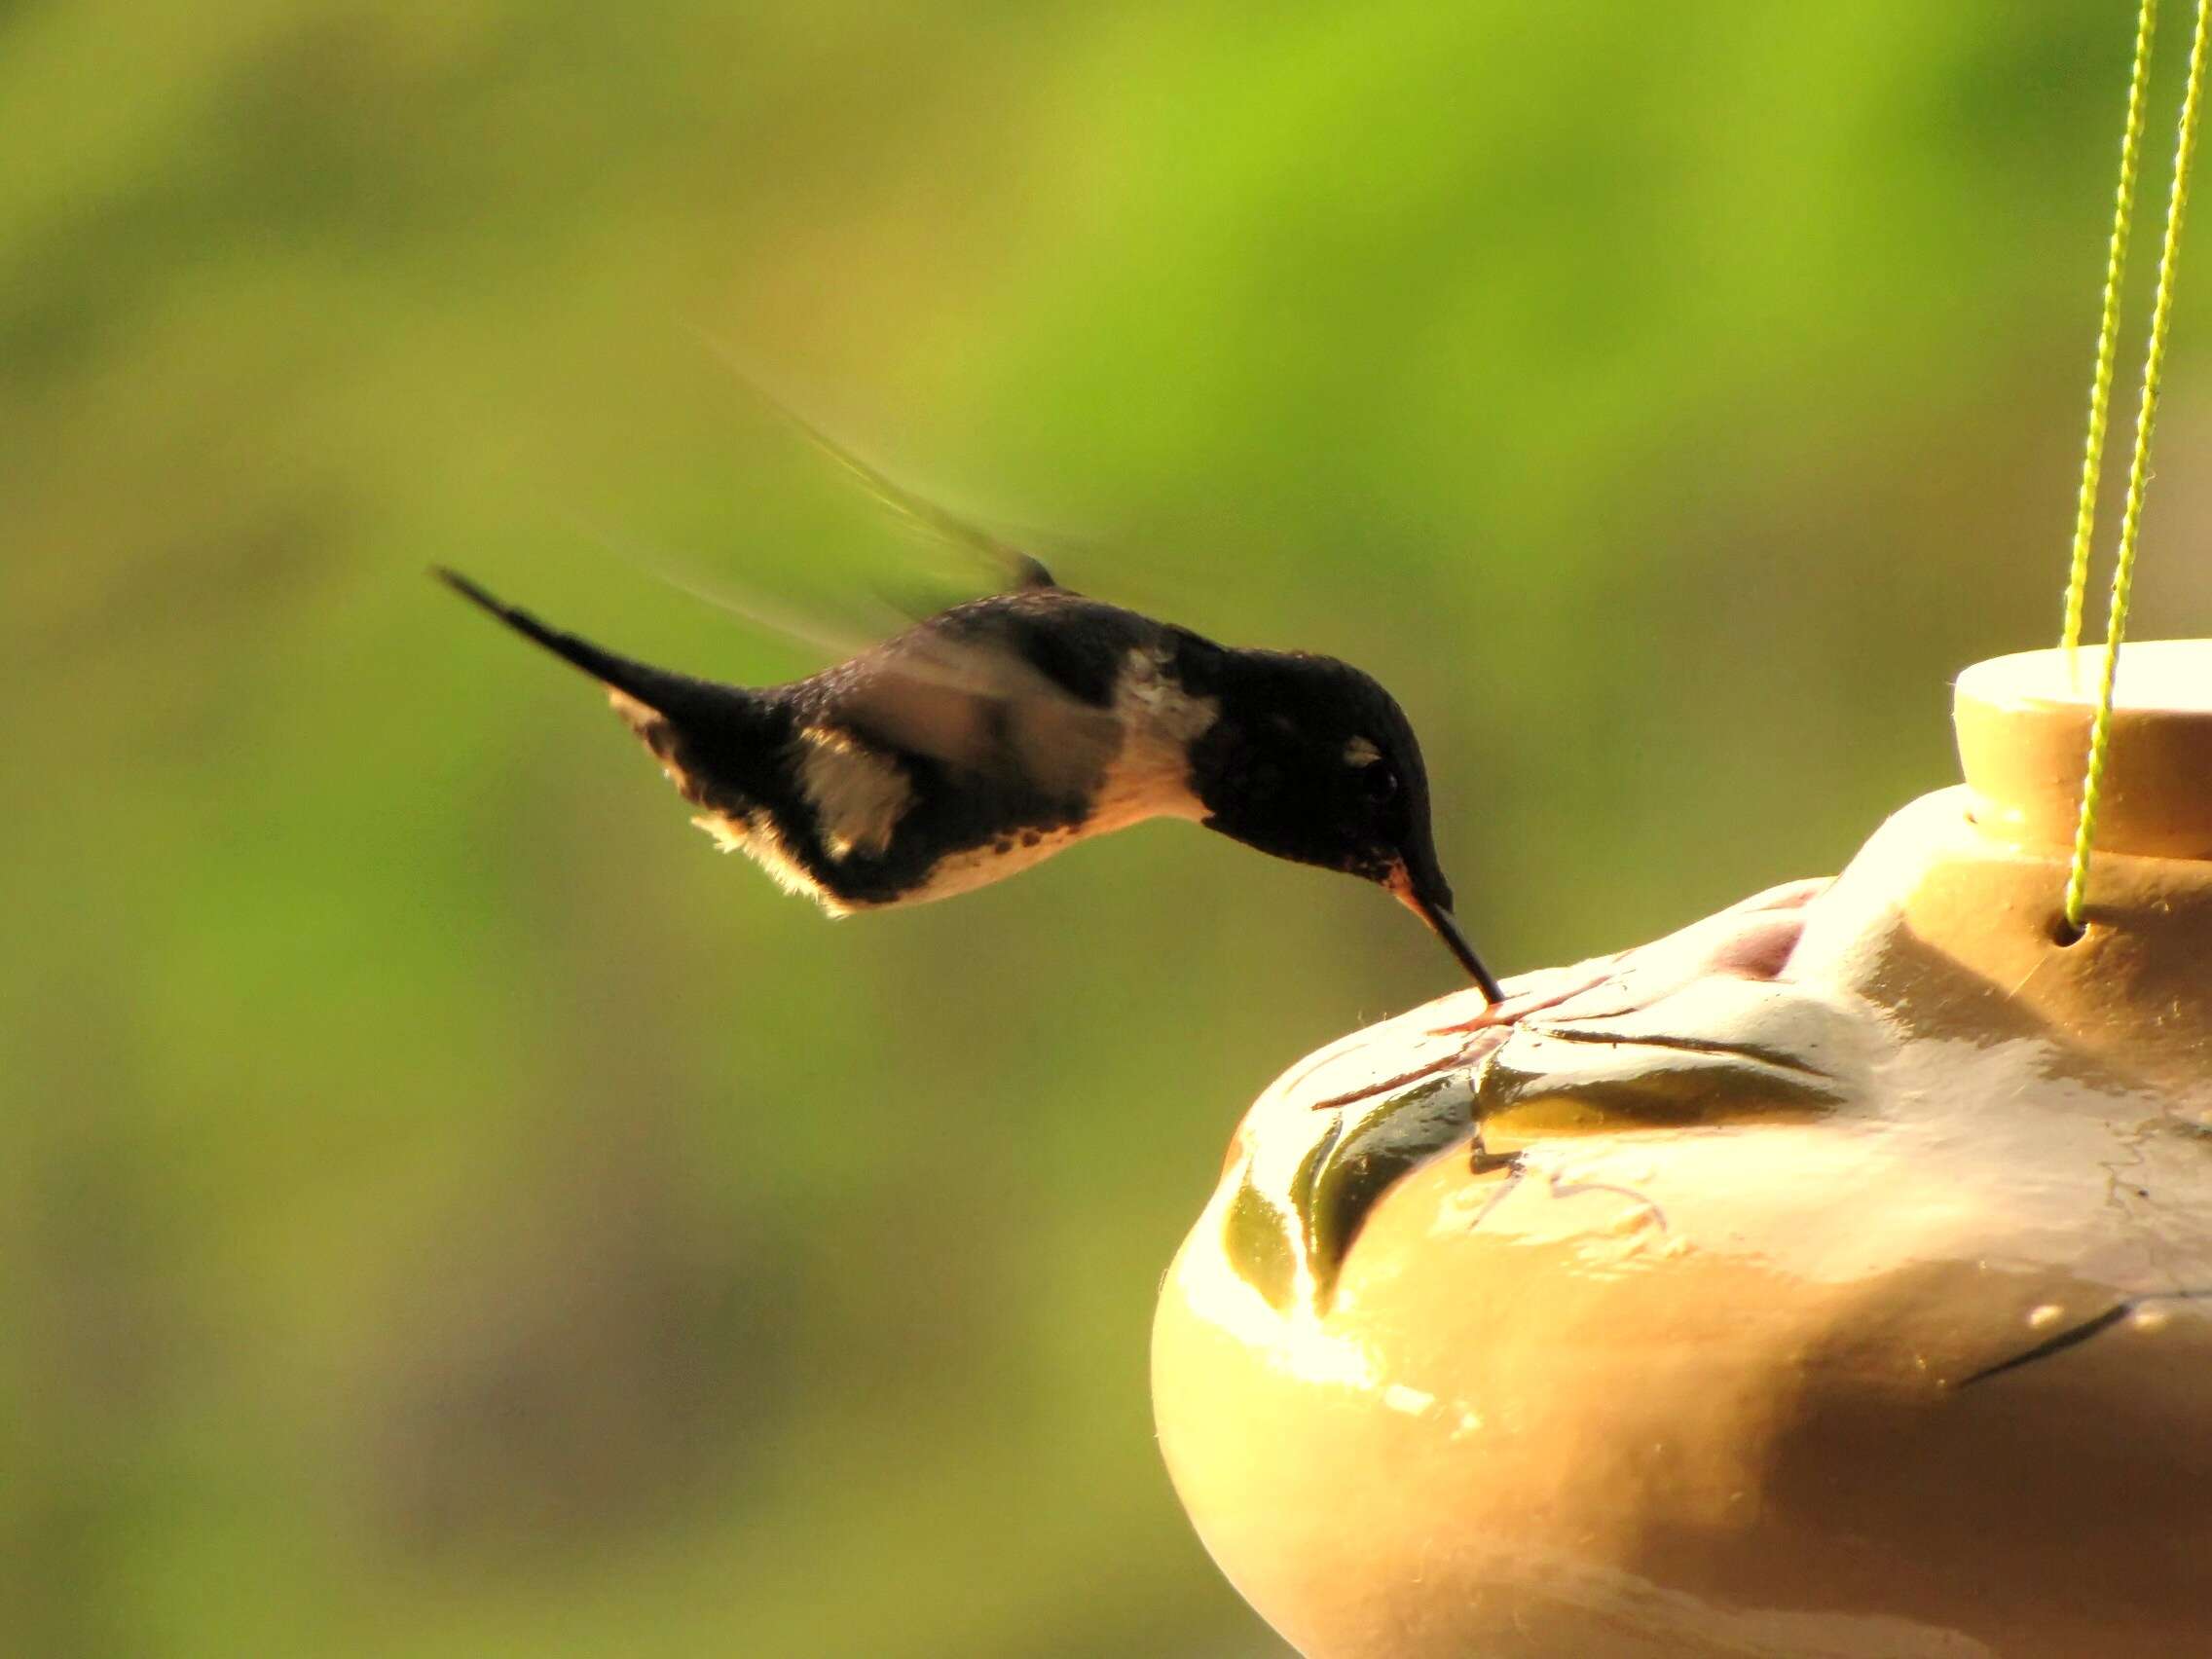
[1186,651,1500,999]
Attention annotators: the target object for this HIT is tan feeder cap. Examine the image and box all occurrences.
[1955,639,2212,859]
[1154,643,2212,1658]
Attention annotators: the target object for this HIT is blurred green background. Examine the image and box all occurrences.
[6,1,2209,1653]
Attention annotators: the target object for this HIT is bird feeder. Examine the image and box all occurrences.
[1152,641,2212,1657]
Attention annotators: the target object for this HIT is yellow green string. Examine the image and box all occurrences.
[2061,0,2158,662]
[2064,0,2212,936]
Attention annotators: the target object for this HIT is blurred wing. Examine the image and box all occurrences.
[550,496,1114,795]
[690,337,1065,597]
[764,395,1060,596]
[573,501,1121,810]
[830,623,1124,803]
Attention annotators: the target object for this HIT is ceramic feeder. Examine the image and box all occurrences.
[1153,641,2212,1658]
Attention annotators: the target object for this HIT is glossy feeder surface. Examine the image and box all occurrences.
[1154,644,2212,1658]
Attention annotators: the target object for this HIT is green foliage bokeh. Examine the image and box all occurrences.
[5,2,2207,1654]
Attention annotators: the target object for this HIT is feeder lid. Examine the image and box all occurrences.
[1953,639,2212,859]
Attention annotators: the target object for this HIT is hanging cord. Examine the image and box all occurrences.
[2063,0,2212,937]
[2061,0,2159,660]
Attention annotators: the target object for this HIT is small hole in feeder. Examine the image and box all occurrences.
[2051,915,2088,948]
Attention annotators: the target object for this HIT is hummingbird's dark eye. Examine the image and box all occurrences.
[1360,762,1399,804]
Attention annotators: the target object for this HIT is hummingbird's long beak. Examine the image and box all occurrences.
[1387,865,1505,1005]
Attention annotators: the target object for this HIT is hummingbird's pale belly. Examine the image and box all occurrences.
[691,796,1089,912]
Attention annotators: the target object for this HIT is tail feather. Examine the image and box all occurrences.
[711,368,1058,594]
[437,568,791,844]
[433,568,733,719]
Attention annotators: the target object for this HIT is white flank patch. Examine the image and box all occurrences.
[796,725,916,862]
[606,693,861,914]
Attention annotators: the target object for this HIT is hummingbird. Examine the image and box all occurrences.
[436,437,1501,1000]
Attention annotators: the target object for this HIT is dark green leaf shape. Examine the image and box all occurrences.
[1220,977,1869,1314]
[1223,1072,1477,1312]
